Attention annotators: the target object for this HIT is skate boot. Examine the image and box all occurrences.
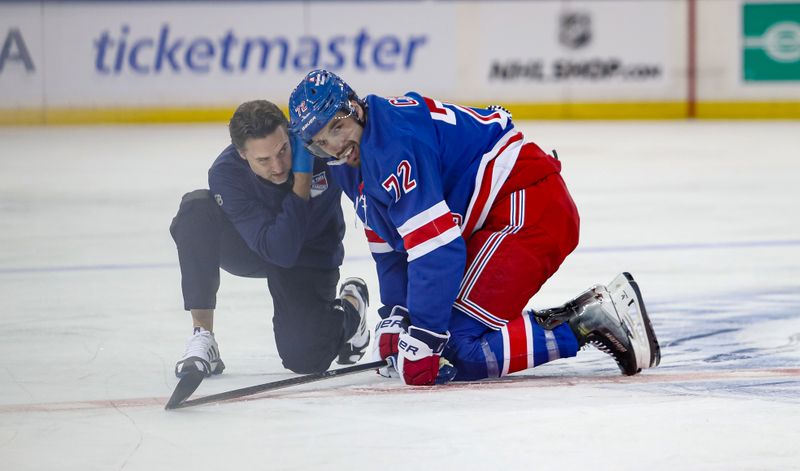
[336,277,370,365]
[607,272,661,371]
[174,328,226,378]
[534,272,660,375]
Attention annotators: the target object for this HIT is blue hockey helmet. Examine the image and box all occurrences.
[288,69,358,146]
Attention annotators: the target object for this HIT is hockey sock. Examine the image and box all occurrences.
[485,312,578,377]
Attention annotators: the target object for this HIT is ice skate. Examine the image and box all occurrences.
[174,328,226,378]
[336,277,370,365]
[606,272,661,371]
[534,272,660,375]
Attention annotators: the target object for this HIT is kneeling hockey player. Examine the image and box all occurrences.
[288,70,661,385]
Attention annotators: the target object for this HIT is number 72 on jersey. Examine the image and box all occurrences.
[382,160,417,202]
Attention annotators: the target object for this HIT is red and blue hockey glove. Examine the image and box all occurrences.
[396,326,457,386]
[373,306,409,378]
[290,132,314,174]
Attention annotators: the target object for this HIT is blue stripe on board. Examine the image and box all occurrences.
[1,239,799,275]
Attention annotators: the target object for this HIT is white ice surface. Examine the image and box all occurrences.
[1,121,799,470]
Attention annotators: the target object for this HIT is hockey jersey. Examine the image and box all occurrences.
[328,92,529,334]
[209,144,345,270]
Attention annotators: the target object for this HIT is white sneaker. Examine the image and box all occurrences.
[174,328,226,378]
[337,277,370,365]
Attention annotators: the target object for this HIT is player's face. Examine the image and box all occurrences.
[309,102,364,168]
[238,126,292,184]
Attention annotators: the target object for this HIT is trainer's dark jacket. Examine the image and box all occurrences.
[208,144,345,269]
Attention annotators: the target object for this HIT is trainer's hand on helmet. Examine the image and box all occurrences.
[290,132,314,174]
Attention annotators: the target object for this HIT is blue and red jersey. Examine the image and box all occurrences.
[329,92,545,334]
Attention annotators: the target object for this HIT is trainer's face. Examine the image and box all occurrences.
[238,126,292,184]
[310,101,364,168]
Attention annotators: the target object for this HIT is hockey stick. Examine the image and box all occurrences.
[165,359,387,410]
[165,371,205,410]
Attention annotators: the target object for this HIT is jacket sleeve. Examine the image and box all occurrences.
[209,165,310,268]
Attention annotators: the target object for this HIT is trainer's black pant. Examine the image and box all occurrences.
[169,189,358,374]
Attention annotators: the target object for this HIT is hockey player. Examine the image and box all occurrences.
[288,70,661,386]
[169,100,369,378]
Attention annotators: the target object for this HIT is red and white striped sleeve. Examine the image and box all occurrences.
[396,201,461,261]
[364,226,393,254]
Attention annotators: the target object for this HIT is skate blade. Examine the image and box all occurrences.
[608,272,661,370]
[165,371,204,410]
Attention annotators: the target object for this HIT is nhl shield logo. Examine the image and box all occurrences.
[559,11,592,50]
[310,172,329,198]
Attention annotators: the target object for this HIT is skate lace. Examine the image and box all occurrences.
[183,332,216,361]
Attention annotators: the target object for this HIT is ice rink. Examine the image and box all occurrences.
[1,120,799,470]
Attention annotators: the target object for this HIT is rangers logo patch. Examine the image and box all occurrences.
[311,172,329,198]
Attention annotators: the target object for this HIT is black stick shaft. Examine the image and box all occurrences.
[172,359,387,409]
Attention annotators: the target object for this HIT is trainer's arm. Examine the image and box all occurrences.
[209,167,310,268]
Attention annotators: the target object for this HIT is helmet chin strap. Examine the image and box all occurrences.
[308,100,367,160]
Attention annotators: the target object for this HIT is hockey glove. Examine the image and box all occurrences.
[290,132,314,174]
[373,306,409,378]
[396,326,457,386]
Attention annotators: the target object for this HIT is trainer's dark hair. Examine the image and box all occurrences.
[229,100,288,151]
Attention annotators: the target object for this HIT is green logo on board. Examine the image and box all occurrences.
[743,3,800,81]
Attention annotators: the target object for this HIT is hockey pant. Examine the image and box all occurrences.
[445,145,582,380]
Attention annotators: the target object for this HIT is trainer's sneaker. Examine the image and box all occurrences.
[534,272,660,375]
[336,277,370,365]
[174,328,226,378]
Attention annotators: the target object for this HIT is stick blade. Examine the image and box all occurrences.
[165,371,204,410]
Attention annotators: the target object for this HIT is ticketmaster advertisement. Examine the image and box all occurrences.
[1,0,799,122]
[8,1,456,108]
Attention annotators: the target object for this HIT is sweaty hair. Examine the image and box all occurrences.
[228,100,288,151]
